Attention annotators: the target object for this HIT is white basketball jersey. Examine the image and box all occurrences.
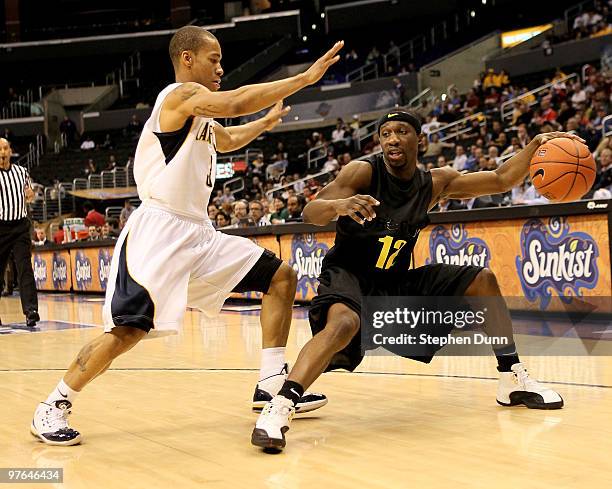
[134,83,216,220]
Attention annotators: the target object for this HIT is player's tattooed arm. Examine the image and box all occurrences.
[303,161,378,226]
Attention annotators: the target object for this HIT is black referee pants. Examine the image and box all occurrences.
[0,218,38,314]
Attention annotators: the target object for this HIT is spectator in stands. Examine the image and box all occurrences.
[88,226,100,241]
[248,200,271,226]
[436,155,449,168]
[80,135,95,151]
[219,186,235,205]
[344,49,359,75]
[106,155,117,172]
[323,152,339,172]
[33,228,49,247]
[270,197,289,224]
[286,195,304,222]
[119,199,135,228]
[501,136,522,158]
[594,148,612,192]
[83,159,97,177]
[251,155,265,176]
[59,115,77,145]
[392,78,406,106]
[423,133,454,162]
[101,219,118,240]
[208,204,219,222]
[452,145,468,171]
[512,177,547,205]
[231,200,250,226]
[570,81,588,109]
[83,202,105,227]
[303,186,315,202]
[53,223,65,244]
[517,124,531,148]
[1,127,13,142]
[127,114,143,139]
[332,119,346,145]
[101,133,115,150]
[487,146,502,166]
[215,211,230,228]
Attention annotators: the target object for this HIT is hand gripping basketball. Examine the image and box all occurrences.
[530,133,596,203]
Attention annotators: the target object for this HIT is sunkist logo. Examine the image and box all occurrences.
[98,249,112,290]
[427,224,490,267]
[75,251,92,289]
[515,217,599,309]
[33,255,47,287]
[290,234,329,299]
[51,252,68,289]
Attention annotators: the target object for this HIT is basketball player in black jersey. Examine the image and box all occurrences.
[252,110,584,450]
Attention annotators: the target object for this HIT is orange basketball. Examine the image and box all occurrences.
[530,137,596,202]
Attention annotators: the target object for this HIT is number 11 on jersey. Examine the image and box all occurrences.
[375,236,406,269]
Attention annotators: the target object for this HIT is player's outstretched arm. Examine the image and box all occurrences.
[303,160,378,226]
[435,132,585,201]
[215,102,290,153]
[169,41,344,120]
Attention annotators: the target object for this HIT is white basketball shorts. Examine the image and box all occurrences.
[102,203,267,335]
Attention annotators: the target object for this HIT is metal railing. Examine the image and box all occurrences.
[347,62,378,83]
[0,89,36,119]
[265,170,333,200]
[223,177,245,196]
[13,134,44,171]
[307,143,328,169]
[345,7,481,83]
[500,73,578,122]
[428,112,486,143]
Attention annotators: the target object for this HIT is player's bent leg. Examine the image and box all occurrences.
[31,326,147,446]
[465,268,563,410]
[251,259,327,413]
[252,303,359,451]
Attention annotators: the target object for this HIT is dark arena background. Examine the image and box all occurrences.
[1,1,611,488]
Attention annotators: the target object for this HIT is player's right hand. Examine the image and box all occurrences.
[334,194,379,225]
[302,41,344,86]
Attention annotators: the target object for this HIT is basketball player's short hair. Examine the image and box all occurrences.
[169,26,217,69]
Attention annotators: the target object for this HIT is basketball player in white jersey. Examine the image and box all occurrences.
[31,26,344,446]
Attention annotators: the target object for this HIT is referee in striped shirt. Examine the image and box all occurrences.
[0,138,39,327]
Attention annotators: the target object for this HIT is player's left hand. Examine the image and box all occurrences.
[532,131,586,145]
[264,101,291,130]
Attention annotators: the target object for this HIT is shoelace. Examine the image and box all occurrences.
[46,405,71,430]
[262,398,293,417]
[514,367,540,390]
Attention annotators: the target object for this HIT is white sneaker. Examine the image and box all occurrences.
[31,400,82,446]
[497,363,563,410]
[251,395,295,451]
[252,364,328,414]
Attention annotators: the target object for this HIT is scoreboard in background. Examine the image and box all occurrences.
[216,160,248,179]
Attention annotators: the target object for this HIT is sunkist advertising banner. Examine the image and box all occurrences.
[33,214,611,312]
[413,214,611,311]
[70,247,114,292]
[31,250,71,291]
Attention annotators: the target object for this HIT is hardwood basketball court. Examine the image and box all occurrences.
[1,294,611,489]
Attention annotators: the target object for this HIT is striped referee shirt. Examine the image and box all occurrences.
[0,163,31,221]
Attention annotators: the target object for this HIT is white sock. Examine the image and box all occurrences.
[46,379,79,405]
[259,347,286,381]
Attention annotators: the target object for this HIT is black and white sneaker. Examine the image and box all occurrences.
[497,363,563,410]
[31,400,81,446]
[252,364,328,414]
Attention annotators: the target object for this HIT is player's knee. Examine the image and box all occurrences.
[326,309,360,348]
[108,326,146,351]
[468,268,500,295]
[269,262,297,297]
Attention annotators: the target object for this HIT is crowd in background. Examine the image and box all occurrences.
[4,62,611,236]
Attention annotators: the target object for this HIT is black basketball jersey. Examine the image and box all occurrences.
[323,153,432,282]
